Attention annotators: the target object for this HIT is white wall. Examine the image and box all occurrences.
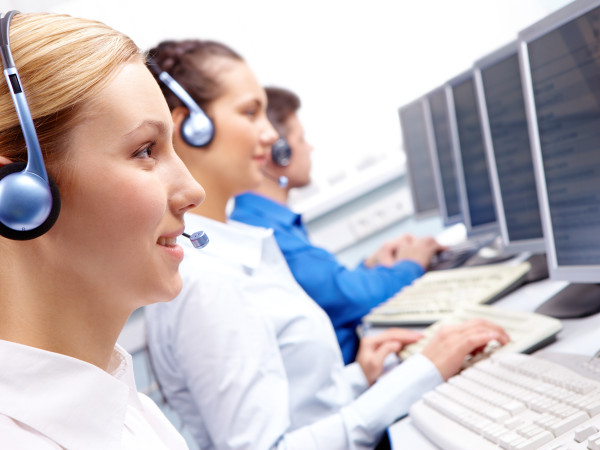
[5,0,573,186]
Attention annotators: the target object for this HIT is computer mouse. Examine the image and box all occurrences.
[478,246,501,259]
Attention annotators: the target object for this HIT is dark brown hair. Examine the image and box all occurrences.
[264,86,301,137]
[147,40,243,112]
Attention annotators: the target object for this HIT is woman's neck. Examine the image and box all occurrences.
[188,184,232,223]
[0,255,130,371]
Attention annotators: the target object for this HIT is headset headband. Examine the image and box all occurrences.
[0,10,48,182]
[146,55,214,148]
[147,57,202,114]
[0,10,60,239]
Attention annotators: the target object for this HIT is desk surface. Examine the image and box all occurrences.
[388,276,600,449]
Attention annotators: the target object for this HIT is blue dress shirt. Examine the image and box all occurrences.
[231,192,425,364]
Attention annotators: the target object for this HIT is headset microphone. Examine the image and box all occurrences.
[182,230,209,249]
[261,170,288,188]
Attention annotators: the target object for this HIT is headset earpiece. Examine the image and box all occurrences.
[0,10,60,240]
[0,161,61,240]
[147,57,215,148]
[271,137,292,167]
[180,108,215,148]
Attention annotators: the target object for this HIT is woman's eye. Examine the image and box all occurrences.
[245,109,257,118]
[135,142,155,158]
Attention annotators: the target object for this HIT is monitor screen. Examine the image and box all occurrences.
[521,1,600,282]
[426,88,462,225]
[398,99,439,216]
[448,72,498,236]
[476,44,545,254]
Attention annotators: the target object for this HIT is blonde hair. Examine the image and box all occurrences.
[0,12,142,183]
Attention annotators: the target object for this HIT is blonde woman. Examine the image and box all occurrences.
[0,12,204,448]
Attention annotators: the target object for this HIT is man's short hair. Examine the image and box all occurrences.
[265,86,301,137]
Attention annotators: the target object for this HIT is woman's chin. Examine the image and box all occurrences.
[152,277,184,305]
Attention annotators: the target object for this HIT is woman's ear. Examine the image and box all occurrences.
[171,106,189,141]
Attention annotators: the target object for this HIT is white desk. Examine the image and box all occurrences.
[388,277,600,449]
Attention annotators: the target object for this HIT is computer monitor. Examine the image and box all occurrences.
[446,70,498,237]
[424,87,463,226]
[398,98,439,218]
[519,0,600,317]
[474,41,546,255]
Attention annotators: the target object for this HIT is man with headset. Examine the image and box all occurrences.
[231,86,444,364]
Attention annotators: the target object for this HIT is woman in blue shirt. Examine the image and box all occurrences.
[231,86,445,363]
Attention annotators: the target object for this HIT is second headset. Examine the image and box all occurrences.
[149,57,293,169]
[147,57,215,148]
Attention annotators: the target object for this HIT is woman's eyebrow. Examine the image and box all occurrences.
[123,119,169,138]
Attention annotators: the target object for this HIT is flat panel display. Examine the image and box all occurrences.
[476,43,545,253]
[448,72,498,236]
[521,1,600,281]
[426,88,462,225]
[398,99,439,216]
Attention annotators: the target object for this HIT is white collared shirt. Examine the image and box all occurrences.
[145,214,443,450]
[0,340,188,450]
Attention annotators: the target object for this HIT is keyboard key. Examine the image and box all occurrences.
[549,411,588,436]
[573,424,598,442]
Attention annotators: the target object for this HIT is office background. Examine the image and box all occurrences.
[5,0,573,197]
[5,2,598,448]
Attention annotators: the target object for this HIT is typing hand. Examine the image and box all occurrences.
[392,235,446,269]
[421,319,510,380]
[364,235,415,268]
[356,328,423,385]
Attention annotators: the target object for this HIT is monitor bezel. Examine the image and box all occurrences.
[446,69,499,238]
[474,40,546,255]
[519,0,600,282]
[398,96,440,219]
[423,87,464,227]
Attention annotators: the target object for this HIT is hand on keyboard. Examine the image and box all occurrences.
[399,304,562,370]
[429,245,479,270]
[392,235,446,269]
[420,318,510,380]
[355,328,424,385]
[364,234,445,269]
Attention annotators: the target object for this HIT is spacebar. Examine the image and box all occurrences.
[410,398,499,450]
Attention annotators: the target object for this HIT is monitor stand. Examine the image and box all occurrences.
[535,283,600,318]
[462,239,513,267]
[523,253,549,283]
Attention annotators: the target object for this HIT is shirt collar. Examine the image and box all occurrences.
[235,192,302,228]
[183,212,273,270]
[0,340,138,450]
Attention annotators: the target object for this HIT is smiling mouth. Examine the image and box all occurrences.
[157,236,178,246]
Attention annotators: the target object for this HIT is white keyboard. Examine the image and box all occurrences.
[399,304,562,368]
[410,352,600,450]
[363,262,531,326]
